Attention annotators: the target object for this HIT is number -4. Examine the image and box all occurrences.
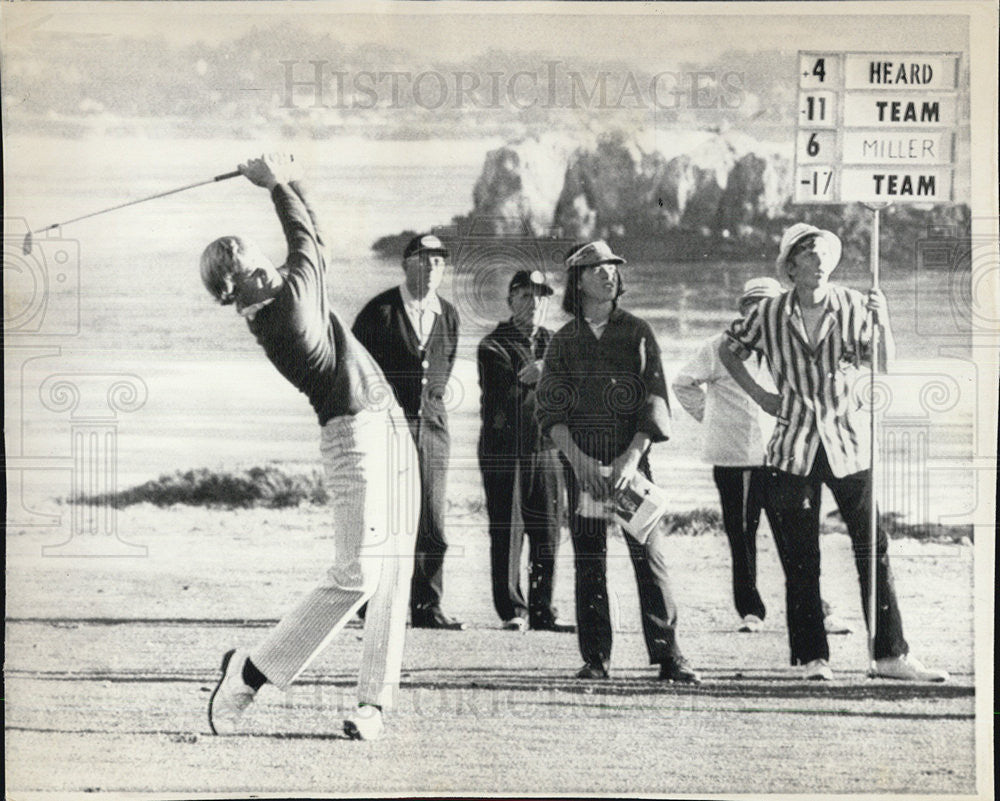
[812,59,826,82]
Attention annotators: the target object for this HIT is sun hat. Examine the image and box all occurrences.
[564,240,626,270]
[775,223,842,273]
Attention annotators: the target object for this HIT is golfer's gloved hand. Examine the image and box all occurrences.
[240,153,301,190]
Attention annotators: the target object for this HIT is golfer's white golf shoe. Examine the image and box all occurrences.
[208,648,257,734]
[344,704,385,741]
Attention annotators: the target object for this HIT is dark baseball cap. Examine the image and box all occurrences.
[403,233,449,260]
[509,269,554,296]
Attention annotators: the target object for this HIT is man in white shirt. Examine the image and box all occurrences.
[353,234,464,630]
[673,277,850,636]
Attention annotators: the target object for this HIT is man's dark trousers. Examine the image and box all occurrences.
[712,465,768,621]
[767,445,908,665]
[409,417,450,617]
[479,448,560,625]
[562,459,683,670]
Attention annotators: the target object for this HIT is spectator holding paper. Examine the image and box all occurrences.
[536,240,700,684]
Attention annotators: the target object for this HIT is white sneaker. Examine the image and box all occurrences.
[738,614,764,633]
[503,616,528,632]
[823,614,853,635]
[874,655,949,682]
[343,704,385,741]
[803,658,833,681]
[208,649,257,735]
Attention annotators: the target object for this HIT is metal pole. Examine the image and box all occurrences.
[867,204,881,676]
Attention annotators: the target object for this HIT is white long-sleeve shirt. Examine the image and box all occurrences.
[399,282,442,348]
[672,332,775,467]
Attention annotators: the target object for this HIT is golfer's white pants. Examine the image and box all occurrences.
[250,408,419,710]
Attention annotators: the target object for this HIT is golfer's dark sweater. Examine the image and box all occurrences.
[247,182,395,426]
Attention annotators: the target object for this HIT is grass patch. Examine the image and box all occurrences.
[660,508,723,537]
[75,466,329,509]
[877,512,974,544]
[821,510,973,544]
[71,468,975,544]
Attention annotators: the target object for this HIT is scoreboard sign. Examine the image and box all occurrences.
[794,51,961,204]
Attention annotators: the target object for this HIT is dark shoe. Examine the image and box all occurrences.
[531,618,576,633]
[659,657,702,685]
[574,663,610,679]
[412,610,467,630]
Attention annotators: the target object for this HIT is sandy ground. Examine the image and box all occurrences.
[4,502,978,797]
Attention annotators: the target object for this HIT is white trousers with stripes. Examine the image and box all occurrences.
[250,408,419,710]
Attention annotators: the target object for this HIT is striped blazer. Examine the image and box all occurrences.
[726,285,875,478]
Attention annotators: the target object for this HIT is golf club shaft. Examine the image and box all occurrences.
[30,170,242,236]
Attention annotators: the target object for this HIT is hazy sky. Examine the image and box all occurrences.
[3,2,971,68]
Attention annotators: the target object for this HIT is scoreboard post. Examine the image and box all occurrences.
[794,51,961,673]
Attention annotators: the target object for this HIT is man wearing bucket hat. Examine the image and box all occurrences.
[719,222,948,682]
[477,269,574,633]
[537,240,700,683]
[674,277,850,635]
[353,233,465,630]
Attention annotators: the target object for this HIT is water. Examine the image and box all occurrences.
[4,134,975,523]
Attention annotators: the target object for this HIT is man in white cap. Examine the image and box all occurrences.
[674,277,850,635]
[719,222,948,682]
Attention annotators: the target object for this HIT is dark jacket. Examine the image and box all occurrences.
[536,308,672,463]
[352,286,459,431]
[477,320,552,457]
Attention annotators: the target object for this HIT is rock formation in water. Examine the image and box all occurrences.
[373,127,969,266]
[465,128,791,242]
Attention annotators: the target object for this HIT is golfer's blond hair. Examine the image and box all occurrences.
[200,236,266,305]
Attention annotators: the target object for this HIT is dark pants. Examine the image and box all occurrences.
[563,459,683,670]
[714,465,831,623]
[713,466,768,621]
[409,418,450,618]
[767,446,908,665]
[479,448,561,625]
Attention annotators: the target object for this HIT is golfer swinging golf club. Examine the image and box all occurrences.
[719,222,948,683]
[200,153,419,740]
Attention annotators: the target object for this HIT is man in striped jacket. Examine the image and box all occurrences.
[719,222,947,683]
